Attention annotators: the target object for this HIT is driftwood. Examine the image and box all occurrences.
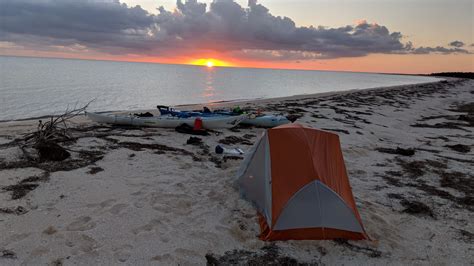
[17,101,92,161]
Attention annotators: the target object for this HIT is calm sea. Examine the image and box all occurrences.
[0,56,439,121]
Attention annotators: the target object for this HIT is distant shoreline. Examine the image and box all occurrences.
[174,79,446,110]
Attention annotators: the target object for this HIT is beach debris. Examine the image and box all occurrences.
[445,144,471,153]
[0,249,17,259]
[379,153,474,211]
[51,258,64,266]
[223,155,243,162]
[424,159,448,169]
[205,244,312,265]
[115,141,191,154]
[384,168,473,210]
[15,102,92,162]
[175,123,209,136]
[186,136,203,145]
[218,136,252,145]
[215,145,244,155]
[396,159,426,178]
[19,172,51,183]
[375,147,415,156]
[386,193,404,200]
[0,206,28,215]
[410,122,469,131]
[209,156,222,168]
[451,102,474,113]
[456,229,474,243]
[3,183,39,200]
[87,166,104,175]
[418,114,457,122]
[2,172,50,200]
[36,141,71,161]
[439,171,473,196]
[333,239,382,258]
[400,199,435,218]
[457,114,474,124]
[242,134,256,139]
[108,140,202,161]
[285,114,300,123]
[321,128,350,134]
[380,171,403,187]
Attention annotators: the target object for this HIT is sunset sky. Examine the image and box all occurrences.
[0,0,472,73]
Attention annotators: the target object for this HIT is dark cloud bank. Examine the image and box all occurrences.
[0,0,469,60]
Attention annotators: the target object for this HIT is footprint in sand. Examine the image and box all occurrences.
[113,244,133,262]
[173,248,202,263]
[133,201,146,208]
[66,216,96,231]
[109,203,129,215]
[130,187,148,196]
[22,246,50,263]
[151,253,173,262]
[65,233,99,253]
[30,246,50,256]
[86,199,117,209]
[132,219,168,235]
[1,233,30,246]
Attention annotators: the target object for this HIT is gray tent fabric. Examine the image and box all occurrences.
[273,179,321,230]
[235,135,262,178]
[273,180,363,232]
[263,135,272,227]
[238,134,272,226]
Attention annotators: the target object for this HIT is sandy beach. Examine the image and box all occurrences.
[0,78,472,265]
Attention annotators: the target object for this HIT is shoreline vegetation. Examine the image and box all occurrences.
[428,72,474,79]
[0,78,473,264]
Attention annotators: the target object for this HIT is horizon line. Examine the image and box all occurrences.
[0,54,426,76]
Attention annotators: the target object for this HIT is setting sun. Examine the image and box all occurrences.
[189,58,232,68]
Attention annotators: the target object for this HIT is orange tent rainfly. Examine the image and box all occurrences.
[237,123,368,241]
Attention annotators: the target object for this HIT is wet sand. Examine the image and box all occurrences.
[0,78,473,265]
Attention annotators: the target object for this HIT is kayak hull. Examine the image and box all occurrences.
[241,115,290,128]
[157,105,291,128]
[86,112,247,129]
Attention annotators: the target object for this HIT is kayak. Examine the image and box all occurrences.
[85,112,247,129]
[157,105,291,128]
[242,115,290,128]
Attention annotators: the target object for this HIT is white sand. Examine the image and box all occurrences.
[0,79,473,265]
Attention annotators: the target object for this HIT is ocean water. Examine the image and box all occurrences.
[0,56,439,121]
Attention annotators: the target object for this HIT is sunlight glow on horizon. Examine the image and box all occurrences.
[189,58,233,68]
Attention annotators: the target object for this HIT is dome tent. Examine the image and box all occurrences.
[237,123,368,240]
